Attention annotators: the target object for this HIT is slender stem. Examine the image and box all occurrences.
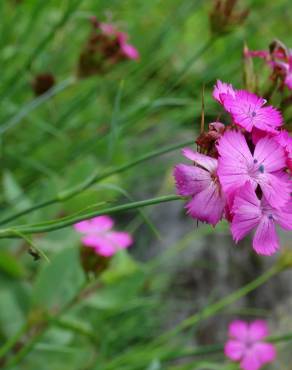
[0,195,182,238]
[99,265,283,370]
[0,139,193,226]
[0,324,29,359]
[164,331,292,361]
[160,265,281,340]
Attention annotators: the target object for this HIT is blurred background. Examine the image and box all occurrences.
[0,0,291,369]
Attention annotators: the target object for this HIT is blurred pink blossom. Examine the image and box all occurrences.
[225,320,276,370]
[74,216,133,257]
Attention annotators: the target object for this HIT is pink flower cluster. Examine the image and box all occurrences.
[247,41,292,90]
[174,80,292,255]
[225,320,276,370]
[74,216,133,257]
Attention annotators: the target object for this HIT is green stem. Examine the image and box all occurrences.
[0,195,182,238]
[161,265,281,340]
[166,332,292,361]
[0,139,193,226]
[0,323,29,359]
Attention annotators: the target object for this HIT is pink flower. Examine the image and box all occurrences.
[173,148,225,226]
[225,320,276,370]
[275,129,292,172]
[217,130,290,208]
[221,90,283,133]
[99,22,117,36]
[74,216,133,257]
[117,32,140,60]
[231,182,292,255]
[213,80,236,105]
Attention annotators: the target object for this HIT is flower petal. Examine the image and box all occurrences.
[228,320,249,340]
[182,148,217,172]
[106,231,133,249]
[231,184,261,242]
[248,320,269,341]
[173,164,211,196]
[254,136,287,173]
[217,131,253,195]
[186,182,225,226]
[74,216,114,234]
[252,343,277,365]
[240,350,262,370]
[213,80,236,105]
[224,340,245,361]
[253,216,279,256]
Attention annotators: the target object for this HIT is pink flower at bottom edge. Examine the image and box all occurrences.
[225,320,276,370]
[74,216,133,257]
[173,148,226,226]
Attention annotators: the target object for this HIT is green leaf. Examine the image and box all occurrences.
[3,170,32,211]
[31,247,85,311]
[0,250,26,278]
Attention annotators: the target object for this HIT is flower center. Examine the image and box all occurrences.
[258,164,265,173]
[251,111,257,117]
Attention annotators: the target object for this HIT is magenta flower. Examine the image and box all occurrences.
[173,148,225,226]
[225,320,276,370]
[217,130,290,208]
[221,90,283,133]
[275,129,292,172]
[213,80,236,105]
[74,216,133,257]
[117,32,140,60]
[231,182,292,255]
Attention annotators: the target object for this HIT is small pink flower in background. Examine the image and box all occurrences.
[74,216,133,257]
[221,89,283,133]
[248,41,292,90]
[217,130,290,209]
[173,148,225,226]
[225,320,276,370]
[117,32,140,60]
[231,183,292,255]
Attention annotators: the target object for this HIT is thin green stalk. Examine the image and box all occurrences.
[0,77,75,135]
[159,265,282,341]
[0,139,193,226]
[0,323,29,359]
[103,265,282,370]
[0,195,182,238]
[165,332,292,361]
[0,0,82,100]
